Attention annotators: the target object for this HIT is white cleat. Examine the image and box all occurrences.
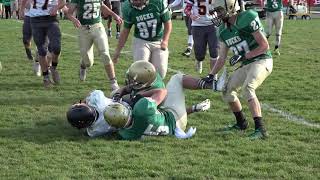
[195,99,211,112]
[111,82,120,91]
[195,60,203,74]
[33,61,41,77]
[214,67,227,91]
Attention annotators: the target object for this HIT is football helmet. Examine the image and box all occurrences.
[104,101,132,129]
[210,0,240,26]
[126,61,156,90]
[129,0,149,10]
[66,103,97,129]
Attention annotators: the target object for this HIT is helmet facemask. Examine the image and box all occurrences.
[210,0,240,26]
[104,101,132,129]
[129,0,149,10]
[66,103,98,129]
[125,61,157,90]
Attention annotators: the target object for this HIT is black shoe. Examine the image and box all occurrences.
[182,48,192,57]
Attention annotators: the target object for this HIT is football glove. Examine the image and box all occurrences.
[201,74,215,83]
[229,55,244,66]
[112,92,122,102]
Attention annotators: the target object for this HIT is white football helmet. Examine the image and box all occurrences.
[129,0,149,10]
[104,101,132,129]
[210,0,240,26]
[126,61,157,90]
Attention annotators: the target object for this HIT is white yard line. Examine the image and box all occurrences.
[261,103,320,128]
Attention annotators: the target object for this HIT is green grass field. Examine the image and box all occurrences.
[0,18,319,179]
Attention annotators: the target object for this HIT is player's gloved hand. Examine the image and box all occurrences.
[112,92,122,102]
[201,74,215,83]
[229,55,244,66]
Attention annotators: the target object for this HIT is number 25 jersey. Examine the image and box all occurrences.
[71,0,102,25]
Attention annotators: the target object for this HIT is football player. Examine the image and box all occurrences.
[184,0,219,75]
[111,61,166,103]
[112,61,226,104]
[20,0,65,88]
[203,0,273,139]
[103,0,121,39]
[105,73,211,140]
[66,0,123,91]
[168,0,194,57]
[264,0,283,55]
[20,0,50,77]
[112,0,172,78]
[67,61,225,139]
[67,90,117,137]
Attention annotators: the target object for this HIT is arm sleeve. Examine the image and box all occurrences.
[133,97,157,118]
[122,3,133,29]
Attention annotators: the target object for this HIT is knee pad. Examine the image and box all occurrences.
[81,60,93,68]
[243,84,257,101]
[50,45,61,55]
[222,91,238,103]
[37,46,47,57]
[195,56,205,62]
[100,51,112,65]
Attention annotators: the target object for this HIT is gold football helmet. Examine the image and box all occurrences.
[126,61,157,90]
[210,0,240,26]
[104,102,132,129]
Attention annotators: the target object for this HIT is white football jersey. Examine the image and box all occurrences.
[185,0,214,26]
[28,0,58,17]
[85,90,116,137]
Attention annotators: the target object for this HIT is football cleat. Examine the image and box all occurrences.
[194,99,211,112]
[43,76,53,88]
[33,61,41,77]
[182,48,192,57]
[248,128,268,140]
[220,121,248,133]
[50,67,60,84]
[79,68,87,81]
[111,81,120,91]
[274,49,280,56]
[116,32,120,39]
[195,60,203,74]
[107,30,112,37]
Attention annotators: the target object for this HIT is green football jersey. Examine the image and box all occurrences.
[118,97,176,140]
[121,0,171,41]
[265,0,283,12]
[130,72,165,97]
[71,0,102,25]
[218,10,272,65]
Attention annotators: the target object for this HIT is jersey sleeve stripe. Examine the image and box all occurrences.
[161,7,169,15]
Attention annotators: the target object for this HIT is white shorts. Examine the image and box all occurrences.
[163,74,188,131]
[132,37,169,78]
[78,22,112,67]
